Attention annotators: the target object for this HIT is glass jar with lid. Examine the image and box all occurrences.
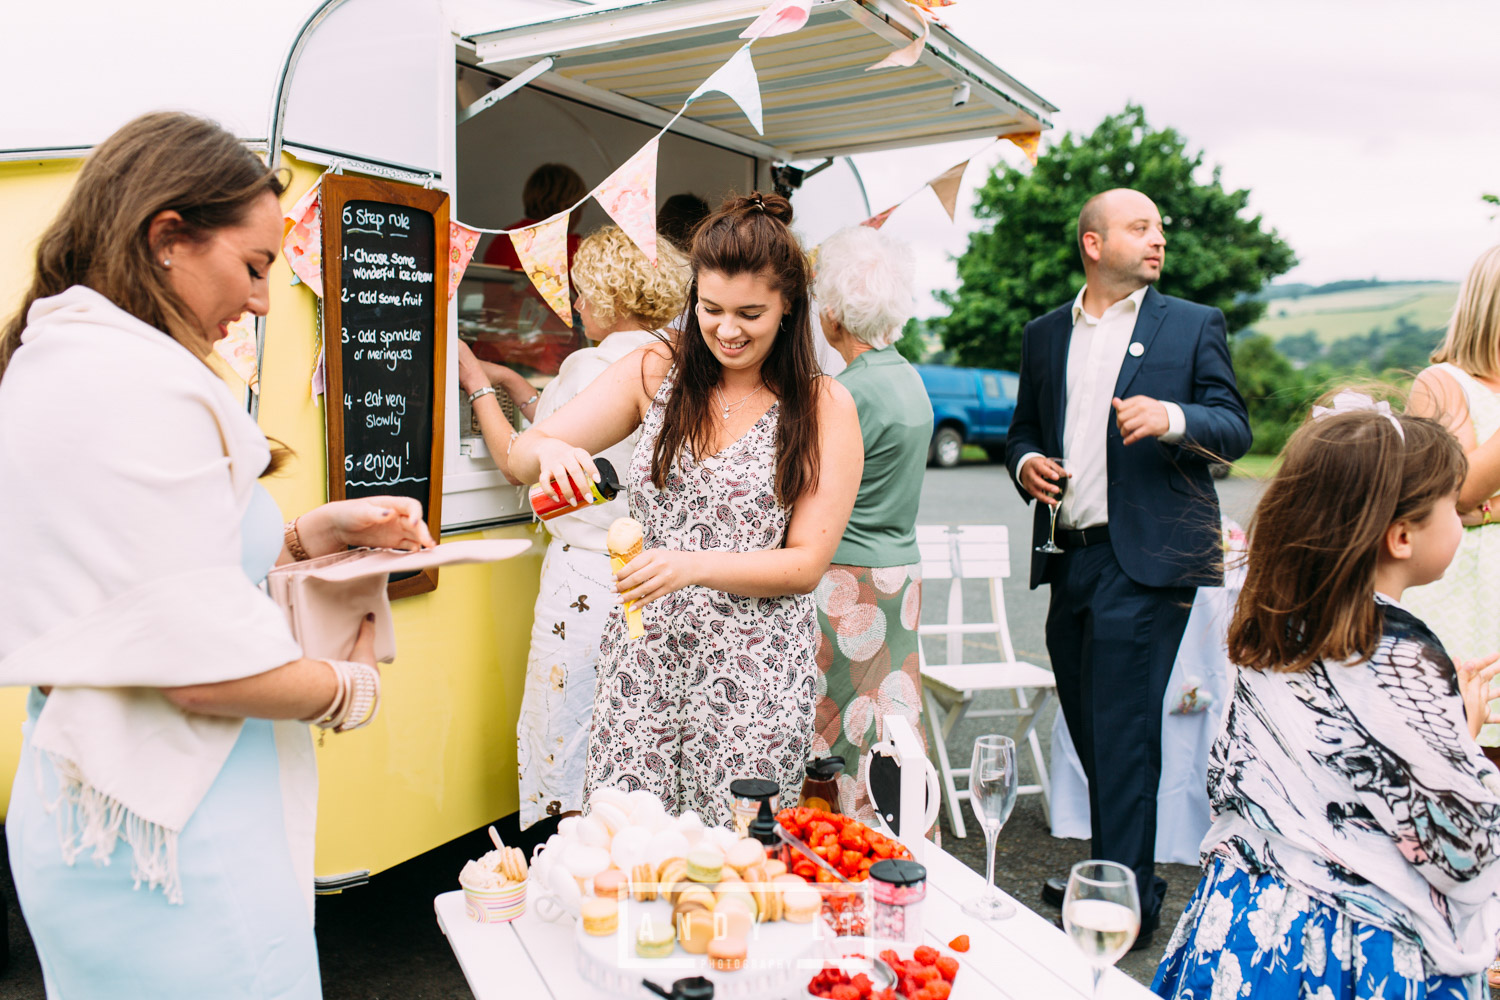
[869,858,927,944]
[728,778,780,838]
[798,755,844,812]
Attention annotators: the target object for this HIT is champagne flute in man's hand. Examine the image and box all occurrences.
[1036,459,1069,554]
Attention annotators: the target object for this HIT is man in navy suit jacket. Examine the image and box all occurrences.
[1005,189,1250,943]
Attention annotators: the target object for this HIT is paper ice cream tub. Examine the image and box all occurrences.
[461,877,528,924]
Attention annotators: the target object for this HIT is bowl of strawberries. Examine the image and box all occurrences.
[805,943,962,1000]
[775,807,914,936]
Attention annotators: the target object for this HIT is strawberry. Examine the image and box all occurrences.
[913,945,939,966]
[948,934,970,953]
[935,955,960,981]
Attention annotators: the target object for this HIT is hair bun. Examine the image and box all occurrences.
[722,191,794,226]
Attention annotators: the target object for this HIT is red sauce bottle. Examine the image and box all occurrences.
[528,457,621,521]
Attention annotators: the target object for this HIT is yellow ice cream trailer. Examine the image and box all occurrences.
[0,0,1054,888]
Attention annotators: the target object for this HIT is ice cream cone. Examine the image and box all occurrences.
[607,518,646,640]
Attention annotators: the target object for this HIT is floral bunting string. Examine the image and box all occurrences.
[689,46,765,135]
[861,205,899,229]
[593,138,660,265]
[867,0,956,71]
[213,313,261,392]
[740,0,813,39]
[1006,131,1041,165]
[509,214,575,323]
[282,181,324,297]
[448,221,482,299]
[926,160,969,221]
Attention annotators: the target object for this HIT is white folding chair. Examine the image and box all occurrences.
[917,524,1055,838]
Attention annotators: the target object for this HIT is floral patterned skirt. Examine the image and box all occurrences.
[812,563,924,824]
[1153,856,1481,1000]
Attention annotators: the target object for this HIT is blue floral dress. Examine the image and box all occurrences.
[1153,597,1500,1000]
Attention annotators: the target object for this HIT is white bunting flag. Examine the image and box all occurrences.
[689,46,765,135]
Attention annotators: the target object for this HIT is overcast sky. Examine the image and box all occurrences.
[800,0,1500,316]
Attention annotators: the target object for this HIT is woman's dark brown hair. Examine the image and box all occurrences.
[1228,395,1466,673]
[0,111,286,380]
[652,191,822,506]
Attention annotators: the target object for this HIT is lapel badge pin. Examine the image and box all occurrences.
[1128,342,1144,357]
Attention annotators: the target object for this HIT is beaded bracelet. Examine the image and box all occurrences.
[302,660,382,733]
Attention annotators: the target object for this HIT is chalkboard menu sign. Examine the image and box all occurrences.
[321,174,449,599]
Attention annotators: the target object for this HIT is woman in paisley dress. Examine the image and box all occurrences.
[510,193,862,826]
[1153,392,1500,1000]
[456,226,689,830]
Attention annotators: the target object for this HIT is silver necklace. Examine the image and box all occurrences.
[713,382,765,419]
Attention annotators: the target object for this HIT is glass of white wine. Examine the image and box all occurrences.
[1062,860,1140,998]
[960,735,1018,920]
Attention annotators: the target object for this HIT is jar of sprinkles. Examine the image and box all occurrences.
[869,858,927,944]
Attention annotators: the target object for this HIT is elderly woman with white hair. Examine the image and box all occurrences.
[810,225,935,821]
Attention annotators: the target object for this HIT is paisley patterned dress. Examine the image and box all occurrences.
[582,371,819,826]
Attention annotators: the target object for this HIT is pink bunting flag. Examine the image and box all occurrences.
[1006,131,1041,165]
[281,180,324,297]
[593,139,660,265]
[867,8,932,70]
[448,221,482,300]
[861,204,899,230]
[927,160,969,221]
[690,46,764,135]
[212,313,260,392]
[510,214,574,323]
[740,0,813,39]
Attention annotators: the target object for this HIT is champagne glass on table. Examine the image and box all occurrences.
[1062,861,1140,998]
[1035,458,1069,554]
[961,735,1018,920]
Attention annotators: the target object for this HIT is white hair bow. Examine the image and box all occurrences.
[1311,389,1404,439]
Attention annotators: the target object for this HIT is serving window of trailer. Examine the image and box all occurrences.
[443,62,763,529]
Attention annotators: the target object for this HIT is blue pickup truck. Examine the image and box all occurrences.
[915,365,1019,467]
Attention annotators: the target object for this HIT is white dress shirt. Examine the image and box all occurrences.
[1017,285,1184,530]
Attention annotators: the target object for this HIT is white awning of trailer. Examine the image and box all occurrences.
[463,0,1056,162]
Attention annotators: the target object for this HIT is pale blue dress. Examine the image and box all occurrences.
[6,485,321,999]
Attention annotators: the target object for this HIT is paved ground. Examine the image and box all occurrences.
[0,456,1268,997]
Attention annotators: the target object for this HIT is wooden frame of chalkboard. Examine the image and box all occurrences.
[320,174,450,600]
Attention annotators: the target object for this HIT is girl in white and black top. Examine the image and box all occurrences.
[1154,392,1500,1000]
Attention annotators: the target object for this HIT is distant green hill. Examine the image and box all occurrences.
[1248,281,1458,343]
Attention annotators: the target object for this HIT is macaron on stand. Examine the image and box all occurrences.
[440,715,982,999]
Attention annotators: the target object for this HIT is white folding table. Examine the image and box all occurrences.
[435,843,1155,999]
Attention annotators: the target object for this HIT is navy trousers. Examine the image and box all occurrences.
[1044,541,1194,933]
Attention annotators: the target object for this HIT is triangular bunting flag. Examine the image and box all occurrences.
[867,13,931,70]
[281,180,324,297]
[212,313,260,393]
[594,138,660,265]
[510,214,574,323]
[448,221,482,301]
[861,205,899,230]
[927,160,969,221]
[1006,131,1041,165]
[740,0,813,39]
[689,46,765,135]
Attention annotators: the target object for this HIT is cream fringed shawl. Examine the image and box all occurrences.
[0,286,308,906]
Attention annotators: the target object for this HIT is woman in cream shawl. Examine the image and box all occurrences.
[0,113,433,998]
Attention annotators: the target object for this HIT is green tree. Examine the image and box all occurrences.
[894,317,928,364]
[937,104,1297,369]
[1231,333,1321,455]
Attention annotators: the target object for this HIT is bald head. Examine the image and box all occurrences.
[1076,189,1165,289]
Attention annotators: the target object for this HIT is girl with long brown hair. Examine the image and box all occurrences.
[1153,392,1500,999]
[509,192,862,823]
[0,112,432,997]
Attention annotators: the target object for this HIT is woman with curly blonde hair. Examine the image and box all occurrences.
[457,225,689,828]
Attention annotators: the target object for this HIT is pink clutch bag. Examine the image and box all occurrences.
[266,539,532,662]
